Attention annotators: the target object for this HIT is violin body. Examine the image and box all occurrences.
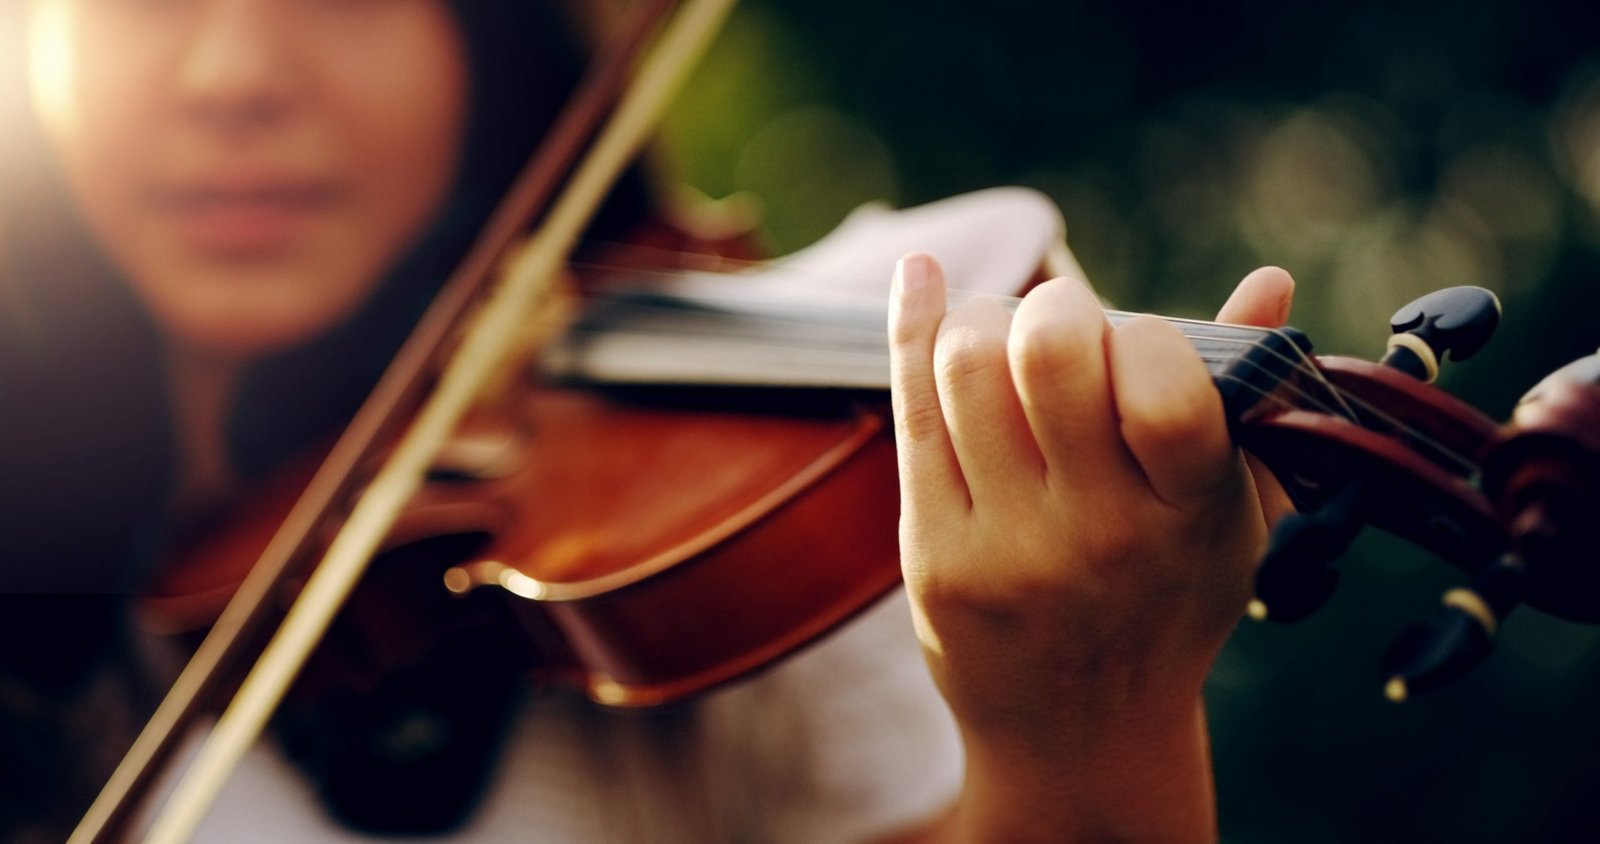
[142,190,1061,716]
[439,384,903,706]
[120,190,1067,832]
[127,184,1600,834]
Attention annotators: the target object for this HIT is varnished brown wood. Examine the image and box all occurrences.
[1316,356,1501,470]
[1239,407,1503,573]
[1483,376,1600,621]
[149,383,904,709]
[482,388,902,705]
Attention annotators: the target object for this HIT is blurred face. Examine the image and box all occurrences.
[28,0,469,356]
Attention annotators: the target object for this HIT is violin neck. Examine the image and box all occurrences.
[543,285,1314,421]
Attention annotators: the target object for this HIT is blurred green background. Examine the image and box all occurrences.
[658,1,1600,840]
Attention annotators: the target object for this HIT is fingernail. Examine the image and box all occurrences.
[894,254,927,299]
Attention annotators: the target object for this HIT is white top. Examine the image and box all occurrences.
[543,186,1065,389]
[187,590,964,842]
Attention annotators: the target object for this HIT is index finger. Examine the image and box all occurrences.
[888,253,968,515]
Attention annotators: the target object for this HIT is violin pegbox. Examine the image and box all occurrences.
[1382,351,1600,700]
[1243,287,1506,627]
[1221,288,1600,700]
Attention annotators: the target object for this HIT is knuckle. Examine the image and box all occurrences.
[1008,316,1094,387]
[894,389,949,444]
[1008,294,1105,393]
[934,324,1007,388]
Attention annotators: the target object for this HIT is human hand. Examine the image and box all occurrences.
[886,254,1294,841]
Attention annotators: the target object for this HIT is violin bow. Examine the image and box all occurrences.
[70,0,738,840]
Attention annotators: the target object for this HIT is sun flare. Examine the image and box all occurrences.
[26,0,77,138]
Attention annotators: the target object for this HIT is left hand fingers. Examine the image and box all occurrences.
[1108,265,1300,518]
[1008,275,1145,502]
[1109,316,1246,511]
[888,254,969,522]
[933,297,1044,511]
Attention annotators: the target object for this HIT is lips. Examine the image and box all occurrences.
[150,178,343,258]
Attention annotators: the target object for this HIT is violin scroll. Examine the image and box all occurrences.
[1382,351,1600,698]
[1245,287,1507,625]
[1238,289,1599,699]
[1482,353,1600,621]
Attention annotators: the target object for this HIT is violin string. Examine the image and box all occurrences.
[1135,312,1362,423]
[567,286,1266,387]
[570,244,1481,472]
[632,256,1467,470]
[560,277,1482,476]
[560,289,1491,475]
[561,251,1479,475]
[563,290,1263,380]
[564,267,1384,485]
[1193,332,1481,475]
[1268,324,1360,422]
[566,278,1414,428]
[578,267,1358,423]
[565,283,1340,419]
[1215,373,1311,417]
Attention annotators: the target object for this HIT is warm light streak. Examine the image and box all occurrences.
[26,0,76,139]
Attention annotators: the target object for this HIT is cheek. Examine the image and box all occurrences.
[34,5,166,243]
[329,18,471,282]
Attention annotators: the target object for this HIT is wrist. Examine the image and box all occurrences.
[951,696,1216,843]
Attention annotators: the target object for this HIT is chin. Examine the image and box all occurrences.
[136,262,382,361]
[161,304,349,360]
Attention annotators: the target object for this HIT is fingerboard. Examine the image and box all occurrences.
[542,279,1314,420]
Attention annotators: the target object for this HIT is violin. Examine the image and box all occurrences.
[70,0,1600,839]
[111,183,1600,838]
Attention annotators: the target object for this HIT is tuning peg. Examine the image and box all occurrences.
[1249,482,1364,623]
[1380,553,1525,702]
[1383,287,1501,382]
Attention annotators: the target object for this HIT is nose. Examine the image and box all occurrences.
[176,0,294,136]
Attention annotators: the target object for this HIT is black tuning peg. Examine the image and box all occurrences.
[1383,287,1501,383]
[1380,553,1525,702]
[1249,482,1365,624]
